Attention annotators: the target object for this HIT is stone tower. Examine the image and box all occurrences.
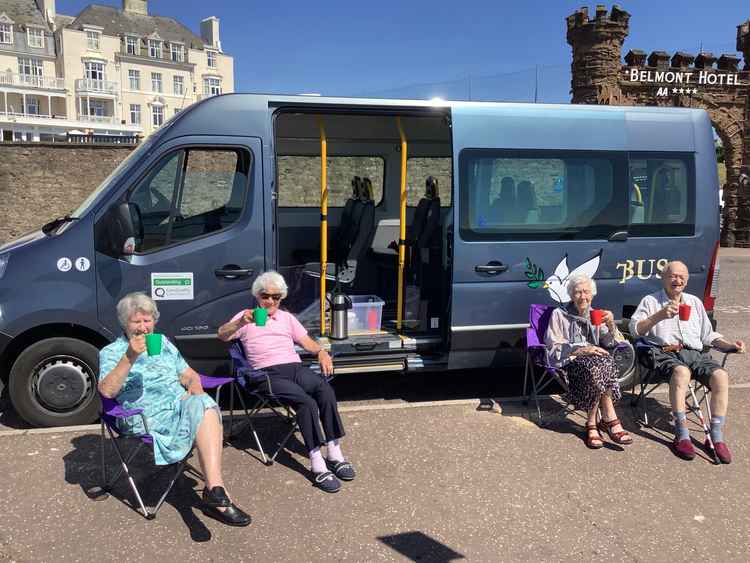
[738,20,750,70]
[566,5,630,105]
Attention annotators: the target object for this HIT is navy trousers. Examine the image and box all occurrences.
[259,362,345,451]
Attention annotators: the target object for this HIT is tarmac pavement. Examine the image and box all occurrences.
[1,389,749,562]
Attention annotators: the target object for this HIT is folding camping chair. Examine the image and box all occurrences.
[90,374,232,519]
[226,340,300,466]
[630,340,736,428]
[523,303,635,425]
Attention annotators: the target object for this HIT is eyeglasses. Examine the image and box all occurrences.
[259,292,282,301]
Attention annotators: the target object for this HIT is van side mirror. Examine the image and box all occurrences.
[94,202,137,258]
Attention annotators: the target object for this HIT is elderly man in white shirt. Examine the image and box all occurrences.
[630,261,745,463]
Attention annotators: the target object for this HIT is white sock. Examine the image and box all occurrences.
[326,439,345,463]
[309,448,327,473]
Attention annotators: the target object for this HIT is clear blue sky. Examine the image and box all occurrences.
[57,0,749,103]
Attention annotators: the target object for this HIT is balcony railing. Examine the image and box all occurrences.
[0,111,68,121]
[0,72,65,90]
[77,113,119,124]
[75,79,119,95]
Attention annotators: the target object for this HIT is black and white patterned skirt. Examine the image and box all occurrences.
[566,354,622,412]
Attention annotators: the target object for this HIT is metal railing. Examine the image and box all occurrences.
[75,79,119,95]
[67,133,139,145]
[0,72,65,90]
[76,113,119,124]
[0,111,67,120]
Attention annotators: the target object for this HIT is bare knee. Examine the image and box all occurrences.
[710,369,729,393]
[671,366,691,386]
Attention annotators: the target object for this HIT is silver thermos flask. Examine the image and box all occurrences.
[330,292,352,340]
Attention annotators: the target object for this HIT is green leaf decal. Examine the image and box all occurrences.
[528,281,543,289]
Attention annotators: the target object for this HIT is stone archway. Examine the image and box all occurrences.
[566,6,750,247]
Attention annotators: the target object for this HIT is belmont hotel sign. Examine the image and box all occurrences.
[627,69,744,96]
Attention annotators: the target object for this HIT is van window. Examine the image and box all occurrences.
[459,150,627,241]
[129,147,250,253]
[629,155,694,236]
[407,157,452,207]
[277,156,384,207]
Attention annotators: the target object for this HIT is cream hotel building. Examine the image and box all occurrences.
[0,0,234,142]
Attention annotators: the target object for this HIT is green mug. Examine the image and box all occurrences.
[145,333,163,356]
[253,307,268,327]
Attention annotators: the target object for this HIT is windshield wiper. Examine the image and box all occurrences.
[42,215,79,235]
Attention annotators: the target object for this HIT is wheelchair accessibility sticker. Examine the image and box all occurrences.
[151,272,194,301]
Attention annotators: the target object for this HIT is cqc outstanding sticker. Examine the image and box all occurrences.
[151,272,194,301]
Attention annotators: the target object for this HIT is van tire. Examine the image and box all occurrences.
[9,338,100,427]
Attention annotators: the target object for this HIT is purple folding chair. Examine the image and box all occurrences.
[523,304,570,425]
[90,374,232,520]
[523,303,635,425]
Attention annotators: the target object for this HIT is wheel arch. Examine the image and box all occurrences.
[1,324,110,384]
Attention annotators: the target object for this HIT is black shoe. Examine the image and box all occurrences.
[201,486,251,527]
[326,459,356,481]
[312,471,341,493]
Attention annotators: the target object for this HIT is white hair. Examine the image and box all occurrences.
[116,292,160,329]
[566,273,597,298]
[251,271,288,299]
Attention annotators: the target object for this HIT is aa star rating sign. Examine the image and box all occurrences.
[626,68,744,97]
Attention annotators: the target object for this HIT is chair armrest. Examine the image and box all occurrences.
[103,403,143,419]
[199,374,233,389]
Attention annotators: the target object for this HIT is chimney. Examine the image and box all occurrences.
[201,16,221,51]
[34,0,56,25]
[122,0,148,15]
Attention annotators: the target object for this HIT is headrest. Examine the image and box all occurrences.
[425,176,439,199]
[516,181,536,207]
[360,177,373,201]
[499,177,515,199]
[351,176,361,199]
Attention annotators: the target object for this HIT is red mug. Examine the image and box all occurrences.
[678,303,691,321]
[590,309,604,326]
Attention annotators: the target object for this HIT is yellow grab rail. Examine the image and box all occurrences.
[396,117,408,331]
[319,119,328,335]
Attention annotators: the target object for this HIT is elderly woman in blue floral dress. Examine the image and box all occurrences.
[98,292,250,527]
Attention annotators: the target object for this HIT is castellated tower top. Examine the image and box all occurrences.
[566,5,630,47]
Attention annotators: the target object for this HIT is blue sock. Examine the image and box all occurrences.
[673,411,690,441]
[710,416,726,443]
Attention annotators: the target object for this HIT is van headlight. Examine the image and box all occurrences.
[0,254,8,279]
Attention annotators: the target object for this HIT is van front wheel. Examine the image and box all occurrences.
[9,338,100,427]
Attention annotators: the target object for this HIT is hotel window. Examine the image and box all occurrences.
[26,97,39,115]
[173,75,184,95]
[86,30,101,51]
[151,72,162,93]
[126,36,138,55]
[152,105,164,127]
[170,43,185,62]
[128,69,140,90]
[18,57,43,85]
[148,39,162,58]
[207,50,216,68]
[174,107,181,116]
[130,104,141,125]
[86,99,105,117]
[27,27,44,48]
[84,61,104,85]
[0,23,12,45]
[203,77,221,96]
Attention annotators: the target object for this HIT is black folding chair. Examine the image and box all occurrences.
[630,340,736,428]
[90,374,231,519]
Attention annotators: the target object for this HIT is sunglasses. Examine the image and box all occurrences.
[259,292,282,301]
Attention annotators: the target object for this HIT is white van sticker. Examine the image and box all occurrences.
[57,257,72,272]
[525,250,602,304]
[74,257,91,272]
[151,272,194,301]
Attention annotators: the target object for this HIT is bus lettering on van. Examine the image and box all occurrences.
[616,258,668,284]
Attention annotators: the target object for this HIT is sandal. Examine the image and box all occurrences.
[598,417,633,445]
[585,424,604,449]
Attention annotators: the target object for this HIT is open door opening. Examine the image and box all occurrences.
[273,108,453,368]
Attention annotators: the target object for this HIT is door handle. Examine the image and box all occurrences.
[215,266,254,279]
[475,261,508,275]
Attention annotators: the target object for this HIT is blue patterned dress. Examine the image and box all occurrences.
[98,336,219,465]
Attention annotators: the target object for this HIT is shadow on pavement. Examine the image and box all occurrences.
[377,531,465,562]
[62,434,214,542]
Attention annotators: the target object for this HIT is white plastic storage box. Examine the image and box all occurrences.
[348,295,385,332]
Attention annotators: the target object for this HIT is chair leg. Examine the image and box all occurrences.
[268,422,299,464]
[106,431,150,518]
[149,459,188,519]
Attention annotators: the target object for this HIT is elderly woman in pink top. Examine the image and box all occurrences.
[218,271,353,493]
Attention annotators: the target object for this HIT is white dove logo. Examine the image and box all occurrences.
[544,251,602,303]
